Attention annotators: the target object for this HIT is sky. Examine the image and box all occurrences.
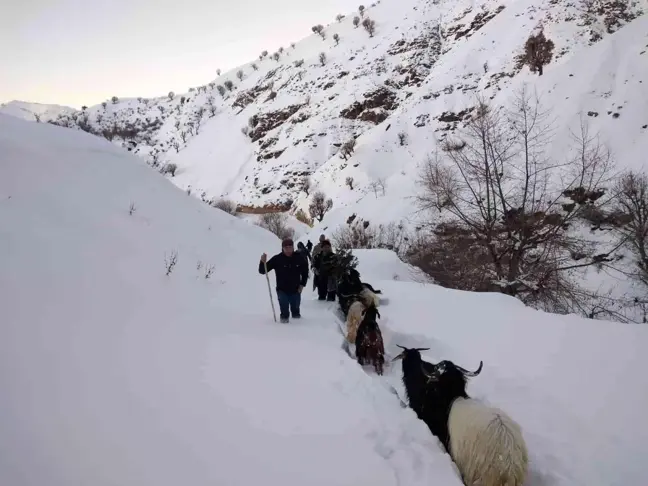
[1,0,360,108]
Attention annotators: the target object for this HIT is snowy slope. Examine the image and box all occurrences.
[0,114,462,486]
[0,100,75,122]
[356,251,648,486]
[16,0,648,320]
[1,114,647,486]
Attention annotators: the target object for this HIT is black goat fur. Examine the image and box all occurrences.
[337,268,382,317]
[397,350,470,452]
[355,306,385,375]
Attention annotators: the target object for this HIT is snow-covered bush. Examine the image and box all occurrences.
[319,52,327,66]
[353,16,360,28]
[333,33,340,45]
[217,85,226,97]
[162,163,178,177]
[312,24,325,39]
[168,91,175,100]
[224,80,234,91]
[236,70,244,80]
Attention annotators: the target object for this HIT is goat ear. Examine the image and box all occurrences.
[392,351,406,361]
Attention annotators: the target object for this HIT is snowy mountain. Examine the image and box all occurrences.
[13,0,648,321]
[0,100,75,122]
[2,113,648,486]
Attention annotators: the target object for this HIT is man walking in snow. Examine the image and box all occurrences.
[259,238,309,323]
[312,240,337,301]
[311,234,326,291]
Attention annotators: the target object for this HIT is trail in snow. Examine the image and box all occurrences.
[304,284,644,486]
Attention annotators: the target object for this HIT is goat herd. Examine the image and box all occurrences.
[336,267,529,486]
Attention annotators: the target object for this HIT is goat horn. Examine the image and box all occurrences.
[413,347,430,352]
[395,344,407,350]
[456,361,483,377]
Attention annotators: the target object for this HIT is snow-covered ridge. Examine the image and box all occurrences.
[0,100,75,122]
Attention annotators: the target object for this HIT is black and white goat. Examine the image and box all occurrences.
[354,305,384,375]
[393,347,528,486]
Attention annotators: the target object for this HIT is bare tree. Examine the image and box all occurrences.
[180,131,188,143]
[398,131,407,146]
[111,96,119,104]
[236,69,244,80]
[217,85,226,97]
[168,91,175,100]
[339,138,356,160]
[164,250,178,276]
[252,63,259,71]
[257,213,294,239]
[290,42,296,49]
[207,96,217,117]
[362,17,376,37]
[34,113,41,123]
[272,52,281,61]
[129,202,137,216]
[278,46,284,54]
[309,191,333,222]
[336,14,345,22]
[216,68,222,76]
[346,176,354,190]
[359,5,366,17]
[301,176,311,195]
[211,198,238,215]
[613,171,648,286]
[294,59,305,67]
[319,52,327,66]
[224,80,234,91]
[172,140,180,153]
[415,87,619,313]
[353,16,361,28]
[333,33,340,45]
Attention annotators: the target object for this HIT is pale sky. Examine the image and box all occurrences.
[1,0,359,108]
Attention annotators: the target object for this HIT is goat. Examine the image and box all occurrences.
[394,347,528,486]
[338,269,382,316]
[345,298,366,343]
[390,346,437,423]
[355,305,384,375]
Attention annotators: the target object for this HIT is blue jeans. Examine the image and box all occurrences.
[277,290,301,318]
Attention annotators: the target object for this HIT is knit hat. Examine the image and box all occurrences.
[282,237,294,247]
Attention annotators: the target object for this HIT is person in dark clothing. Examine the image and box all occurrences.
[259,238,309,323]
[296,241,312,265]
[311,234,326,291]
[306,240,313,252]
[312,240,337,301]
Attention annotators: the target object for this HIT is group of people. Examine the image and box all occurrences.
[259,234,339,323]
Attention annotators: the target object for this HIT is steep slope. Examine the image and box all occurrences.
[39,0,646,210]
[0,100,75,122]
[18,0,647,320]
[0,114,464,486]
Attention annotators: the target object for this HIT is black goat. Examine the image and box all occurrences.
[419,359,528,486]
[355,305,384,375]
[390,346,437,429]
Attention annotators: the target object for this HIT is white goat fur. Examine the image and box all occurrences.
[359,288,379,308]
[345,301,366,343]
[448,397,528,486]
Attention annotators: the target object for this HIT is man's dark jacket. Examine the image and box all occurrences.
[259,252,309,293]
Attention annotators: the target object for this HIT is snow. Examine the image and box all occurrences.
[0,100,75,122]
[2,114,647,486]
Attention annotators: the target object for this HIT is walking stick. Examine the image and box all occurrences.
[263,260,277,322]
